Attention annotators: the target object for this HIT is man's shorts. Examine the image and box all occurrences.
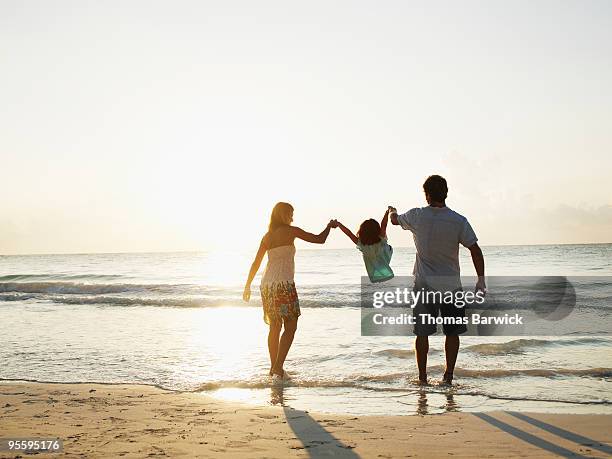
[412,287,468,336]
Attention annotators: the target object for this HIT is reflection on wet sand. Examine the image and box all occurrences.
[445,392,459,412]
[416,388,459,415]
[270,384,285,406]
[417,389,428,415]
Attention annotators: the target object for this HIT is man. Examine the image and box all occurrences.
[389,175,485,385]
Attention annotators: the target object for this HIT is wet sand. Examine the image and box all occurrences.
[1,381,610,458]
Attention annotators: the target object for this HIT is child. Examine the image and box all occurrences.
[334,207,394,283]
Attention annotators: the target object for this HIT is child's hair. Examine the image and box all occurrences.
[357,219,382,245]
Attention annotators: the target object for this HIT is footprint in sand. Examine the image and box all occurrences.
[225,440,250,448]
[142,428,172,435]
[105,416,125,423]
[320,419,345,427]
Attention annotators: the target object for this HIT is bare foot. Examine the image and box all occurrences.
[441,372,453,385]
[271,369,291,381]
[271,367,287,378]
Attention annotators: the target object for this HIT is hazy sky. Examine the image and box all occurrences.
[1,0,611,254]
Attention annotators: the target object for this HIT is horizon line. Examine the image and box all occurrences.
[1,241,611,257]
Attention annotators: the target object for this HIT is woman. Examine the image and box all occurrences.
[243,202,335,379]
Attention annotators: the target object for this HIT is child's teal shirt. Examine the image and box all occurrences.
[357,236,394,283]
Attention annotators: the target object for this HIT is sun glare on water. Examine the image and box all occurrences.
[192,250,252,287]
[186,307,266,382]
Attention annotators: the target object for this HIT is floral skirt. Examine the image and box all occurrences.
[260,281,301,325]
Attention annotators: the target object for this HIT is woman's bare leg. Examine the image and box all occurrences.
[268,321,282,375]
[271,318,298,376]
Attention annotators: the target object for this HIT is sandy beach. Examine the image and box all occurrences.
[0,381,610,458]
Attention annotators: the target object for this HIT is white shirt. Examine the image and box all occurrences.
[397,206,477,290]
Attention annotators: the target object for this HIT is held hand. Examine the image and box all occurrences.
[388,206,397,213]
[328,219,339,229]
[243,285,251,302]
[475,278,487,296]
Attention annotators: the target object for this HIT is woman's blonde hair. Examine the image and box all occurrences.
[269,202,294,231]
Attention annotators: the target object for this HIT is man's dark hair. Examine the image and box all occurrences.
[423,175,448,202]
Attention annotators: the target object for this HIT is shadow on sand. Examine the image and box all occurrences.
[474,412,605,458]
[508,412,612,456]
[271,385,360,458]
[272,385,611,458]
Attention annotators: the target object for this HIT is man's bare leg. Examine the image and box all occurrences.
[415,336,429,384]
[443,335,459,384]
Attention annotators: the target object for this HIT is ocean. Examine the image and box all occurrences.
[1,244,611,416]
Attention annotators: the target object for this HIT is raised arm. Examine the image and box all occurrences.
[290,221,333,244]
[388,206,399,226]
[243,235,268,301]
[468,242,486,292]
[336,221,359,245]
[380,208,390,237]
